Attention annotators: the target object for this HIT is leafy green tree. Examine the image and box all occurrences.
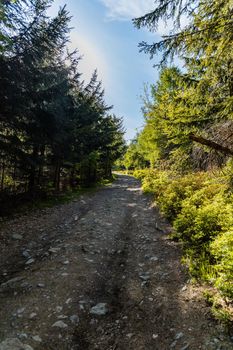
[123,138,149,170]
[134,0,233,157]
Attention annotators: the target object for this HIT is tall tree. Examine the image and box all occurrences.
[0,0,126,201]
[133,0,233,159]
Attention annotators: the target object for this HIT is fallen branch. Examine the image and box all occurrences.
[189,133,233,156]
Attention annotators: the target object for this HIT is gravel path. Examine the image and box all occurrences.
[0,175,232,350]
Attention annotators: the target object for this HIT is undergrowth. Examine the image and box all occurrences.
[134,167,233,326]
[0,175,117,219]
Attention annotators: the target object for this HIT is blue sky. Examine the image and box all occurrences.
[48,0,165,141]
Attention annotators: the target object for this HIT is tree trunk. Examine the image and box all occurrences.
[38,145,45,186]
[53,161,61,191]
[69,166,75,188]
[1,161,5,191]
[28,145,39,192]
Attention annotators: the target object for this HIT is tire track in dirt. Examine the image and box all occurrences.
[72,190,137,349]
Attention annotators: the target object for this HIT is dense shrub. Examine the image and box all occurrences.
[158,173,209,221]
[133,169,150,181]
[134,169,171,196]
[211,231,233,299]
[174,193,233,244]
[134,168,233,316]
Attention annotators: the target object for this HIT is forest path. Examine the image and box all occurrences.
[0,175,232,350]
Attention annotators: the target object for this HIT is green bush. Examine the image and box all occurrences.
[136,167,233,318]
[134,169,171,195]
[211,231,233,299]
[174,193,233,245]
[133,169,150,181]
[151,172,210,221]
[143,170,170,195]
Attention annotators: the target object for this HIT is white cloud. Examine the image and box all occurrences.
[99,0,155,21]
[99,0,189,36]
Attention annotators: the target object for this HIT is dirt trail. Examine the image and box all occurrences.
[0,175,232,350]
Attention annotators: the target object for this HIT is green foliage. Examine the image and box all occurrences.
[131,0,233,324]
[135,168,233,316]
[132,0,233,172]
[133,169,149,181]
[211,231,233,299]
[158,173,209,221]
[0,0,125,201]
[136,169,171,196]
[174,192,233,244]
[123,138,149,170]
[203,290,233,325]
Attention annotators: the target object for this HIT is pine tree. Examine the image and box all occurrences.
[0,0,126,202]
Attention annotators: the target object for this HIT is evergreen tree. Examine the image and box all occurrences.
[0,0,125,202]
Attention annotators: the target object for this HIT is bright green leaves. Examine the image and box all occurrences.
[132,0,233,170]
[134,168,233,303]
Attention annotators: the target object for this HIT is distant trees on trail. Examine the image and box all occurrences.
[0,0,125,205]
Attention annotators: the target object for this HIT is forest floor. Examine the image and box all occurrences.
[0,175,232,350]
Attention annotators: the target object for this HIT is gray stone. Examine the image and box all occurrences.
[12,234,23,240]
[25,259,35,265]
[22,251,31,259]
[126,333,133,339]
[0,338,33,350]
[69,315,79,324]
[144,254,151,260]
[17,307,25,314]
[150,256,159,262]
[139,272,150,281]
[55,306,63,313]
[63,260,69,265]
[17,334,28,340]
[49,247,60,254]
[90,303,108,316]
[52,320,68,329]
[57,315,68,319]
[170,340,177,348]
[141,281,148,287]
[31,336,42,343]
[175,332,184,340]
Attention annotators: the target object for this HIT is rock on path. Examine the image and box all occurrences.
[0,338,33,350]
[0,175,232,349]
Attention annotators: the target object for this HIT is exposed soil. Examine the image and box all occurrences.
[0,175,232,350]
